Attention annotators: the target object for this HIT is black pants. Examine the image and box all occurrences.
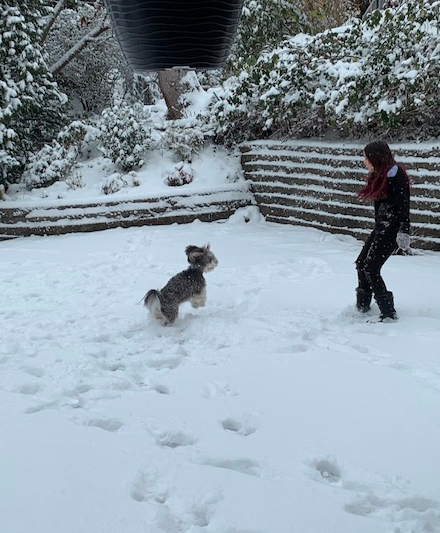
[356,227,397,296]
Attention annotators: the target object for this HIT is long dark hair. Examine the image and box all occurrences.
[358,141,403,201]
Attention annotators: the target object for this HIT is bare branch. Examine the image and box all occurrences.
[49,19,110,75]
[40,0,68,45]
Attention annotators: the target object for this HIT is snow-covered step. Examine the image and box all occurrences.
[0,183,253,239]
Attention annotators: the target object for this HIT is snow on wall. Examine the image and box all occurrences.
[241,140,440,251]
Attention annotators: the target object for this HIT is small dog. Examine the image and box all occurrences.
[144,244,218,325]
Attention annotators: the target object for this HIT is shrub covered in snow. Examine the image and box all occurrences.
[21,120,99,190]
[22,141,77,190]
[65,169,85,190]
[0,0,66,186]
[101,173,128,195]
[227,0,305,73]
[214,0,440,142]
[163,162,194,187]
[99,104,151,172]
[57,120,99,153]
[162,120,211,163]
[227,0,357,75]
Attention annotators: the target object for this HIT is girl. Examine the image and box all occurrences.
[355,141,411,320]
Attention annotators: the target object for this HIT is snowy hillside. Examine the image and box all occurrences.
[1,209,440,533]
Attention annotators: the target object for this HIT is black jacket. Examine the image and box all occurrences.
[374,165,410,234]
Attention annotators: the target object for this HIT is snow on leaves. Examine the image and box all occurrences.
[0,1,65,184]
[213,0,440,142]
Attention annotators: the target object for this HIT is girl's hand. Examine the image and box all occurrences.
[396,232,411,251]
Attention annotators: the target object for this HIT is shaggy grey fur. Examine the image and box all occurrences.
[144,245,218,325]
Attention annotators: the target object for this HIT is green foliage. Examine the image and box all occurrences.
[228,0,305,74]
[227,0,358,77]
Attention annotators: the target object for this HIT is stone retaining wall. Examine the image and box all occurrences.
[241,140,440,251]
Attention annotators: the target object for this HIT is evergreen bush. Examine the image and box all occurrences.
[214,0,440,141]
[0,0,66,186]
[21,119,99,190]
[22,141,77,189]
[162,120,210,163]
[99,104,151,172]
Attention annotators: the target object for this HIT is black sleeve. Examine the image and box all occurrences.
[387,167,410,234]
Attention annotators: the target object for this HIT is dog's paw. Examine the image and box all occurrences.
[190,299,206,309]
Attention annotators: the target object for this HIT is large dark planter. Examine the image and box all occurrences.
[104,0,245,71]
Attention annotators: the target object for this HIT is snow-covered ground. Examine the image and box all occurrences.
[1,207,440,533]
[3,144,242,206]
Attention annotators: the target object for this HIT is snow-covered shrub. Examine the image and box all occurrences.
[101,173,127,195]
[57,120,100,153]
[21,119,98,190]
[162,121,210,163]
[227,0,305,73]
[214,0,440,141]
[0,0,66,184]
[65,169,85,190]
[297,0,359,34]
[227,0,357,75]
[22,141,77,189]
[163,162,194,187]
[126,171,142,188]
[99,104,151,172]
[131,73,162,106]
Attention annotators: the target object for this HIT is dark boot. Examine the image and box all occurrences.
[356,288,372,313]
[375,291,397,320]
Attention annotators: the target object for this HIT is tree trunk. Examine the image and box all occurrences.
[158,69,202,119]
[158,69,188,120]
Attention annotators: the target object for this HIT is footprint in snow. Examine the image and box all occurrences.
[313,458,342,483]
[345,493,440,531]
[154,493,218,531]
[20,366,45,378]
[14,382,41,395]
[25,400,58,414]
[131,469,169,504]
[84,417,124,432]
[131,468,220,530]
[152,383,170,395]
[221,416,258,436]
[203,380,239,399]
[155,429,197,449]
[198,457,260,477]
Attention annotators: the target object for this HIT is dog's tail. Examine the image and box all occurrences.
[143,289,162,315]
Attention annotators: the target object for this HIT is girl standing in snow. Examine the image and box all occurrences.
[355,141,411,320]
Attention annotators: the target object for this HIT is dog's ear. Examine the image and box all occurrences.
[185,245,204,264]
